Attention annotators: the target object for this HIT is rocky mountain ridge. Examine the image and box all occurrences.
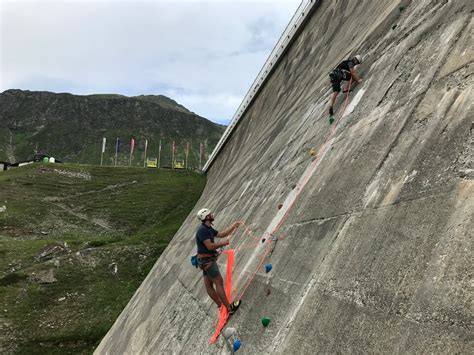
[0,89,225,167]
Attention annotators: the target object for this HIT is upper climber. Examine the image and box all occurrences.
[328,55,363,116]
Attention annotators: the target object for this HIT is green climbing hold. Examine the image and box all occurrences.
[399,5,405,12]
[261,317,271,327]
[392,24,397,30]
[329,117,335,125]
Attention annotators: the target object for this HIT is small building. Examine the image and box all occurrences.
[2,154,63,171]
[34,154,49,162]
[33,154,62,164]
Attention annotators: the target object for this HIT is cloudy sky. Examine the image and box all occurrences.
[0,0,301,124]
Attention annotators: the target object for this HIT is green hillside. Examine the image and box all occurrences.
[0,163,206,354]
[0,89,226,168]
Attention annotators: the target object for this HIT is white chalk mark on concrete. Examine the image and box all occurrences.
[344,88,366,117]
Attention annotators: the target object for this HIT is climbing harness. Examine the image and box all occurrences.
[198,253,219,271]
[329,68,351,83]
[191,253,219,269]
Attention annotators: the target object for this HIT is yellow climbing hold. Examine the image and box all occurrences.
[309,149,316,156]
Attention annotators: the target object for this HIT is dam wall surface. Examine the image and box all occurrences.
[96,0,473,353]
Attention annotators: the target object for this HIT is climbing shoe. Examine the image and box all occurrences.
[329,106,334,116]
[229,300,241,315]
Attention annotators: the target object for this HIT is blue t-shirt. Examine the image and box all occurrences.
[196,223,219,254]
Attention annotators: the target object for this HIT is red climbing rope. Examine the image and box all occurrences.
[210,249,235,343]
[209,76,356,343]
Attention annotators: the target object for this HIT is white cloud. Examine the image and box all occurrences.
[0,0,300,124]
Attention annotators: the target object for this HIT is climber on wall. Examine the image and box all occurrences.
[328,55,363,116]
[195,208,241,314]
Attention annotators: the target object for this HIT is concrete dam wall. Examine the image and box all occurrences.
[96,0,473,353]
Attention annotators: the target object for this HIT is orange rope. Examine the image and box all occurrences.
[210,76,356,343]
[234,77,355,301]
[210,249,234,343]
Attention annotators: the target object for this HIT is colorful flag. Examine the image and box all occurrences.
[115,138,120,166]
[185,142,189,169]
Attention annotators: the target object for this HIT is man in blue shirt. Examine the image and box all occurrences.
[196,208,241,314]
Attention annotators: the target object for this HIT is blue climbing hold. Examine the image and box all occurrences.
[265,263,272,273]
[233,339,241,352]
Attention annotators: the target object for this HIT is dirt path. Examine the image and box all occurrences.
[54,203,113,231]
[44,181,137,202]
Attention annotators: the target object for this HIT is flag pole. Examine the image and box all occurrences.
[185,141,189,170]
[199,142,203,170]
[143,139,148,168]
[158,139,161,169]
[100,137,106,166]
[115,138,119,166]
[129,138,135,167]
[172,141,175,169]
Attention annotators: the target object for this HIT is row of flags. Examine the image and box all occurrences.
[99,137,205,169]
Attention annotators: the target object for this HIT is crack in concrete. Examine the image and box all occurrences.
[376,73,404,107]
[270,214,352,352]
[176,277,212,318]
[289,184,460,228]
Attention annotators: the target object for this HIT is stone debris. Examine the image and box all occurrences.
[109,262,118,275]
[34,244,69,262]
[52,168,91,180]
[29,269,57,284]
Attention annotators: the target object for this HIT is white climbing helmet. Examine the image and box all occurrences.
[197,208,212,221]
[353,55,362,65]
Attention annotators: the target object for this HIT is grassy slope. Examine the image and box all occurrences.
[0,163,206,354]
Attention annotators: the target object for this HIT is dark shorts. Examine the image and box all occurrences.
[329,69,352,93]
[202,260,221,279]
